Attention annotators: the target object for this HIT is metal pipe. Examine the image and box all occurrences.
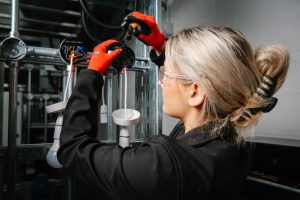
[43,94,50,142]
[23,93,60,99]
[65,172,73,200]
[0,13,81,29]
[20,3,81,16]
[26,69,32,143]
[62,70,68,100]
[0,0,81,17]
[1,46,149,68]
[155,0,163,135]
[142,69,149,138]
[26,96,31,143]
[0,62,4,145]
[7,61,19,200]
[0,146,3,200]
[135,57,149,62]
[63,63,73,101]
[27,46,60,57]
[10,0,19,37]
[28,68,32,93]
[44,99,48,142]
[7,0,20,199]
[0,24,77,38]
[72,66,77,88]
[107,73,113,142]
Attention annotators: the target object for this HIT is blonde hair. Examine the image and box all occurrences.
[165,26,289,143]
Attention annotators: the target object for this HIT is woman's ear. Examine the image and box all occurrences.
[188,82,205,107]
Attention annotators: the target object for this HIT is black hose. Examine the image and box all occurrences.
[134,0,137,11]
[79,0,123,30]
[81,11,101,44]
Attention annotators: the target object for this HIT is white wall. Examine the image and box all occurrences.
[163,0,300,140]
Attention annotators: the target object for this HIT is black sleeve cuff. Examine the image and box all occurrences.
[149,49,165,67]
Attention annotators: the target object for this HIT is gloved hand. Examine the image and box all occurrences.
[122,11,165,51]
[88,40,122,74]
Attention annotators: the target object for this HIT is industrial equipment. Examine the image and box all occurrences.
[0,0,164,199]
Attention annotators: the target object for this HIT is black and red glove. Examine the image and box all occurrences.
[122,11,165,51]
[88,40,122,74]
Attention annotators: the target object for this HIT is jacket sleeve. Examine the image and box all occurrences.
[149,49,165,67]
[57,69,178,200]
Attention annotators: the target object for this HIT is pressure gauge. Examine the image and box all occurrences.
[107,42,135,71]
[1,37,27,60]
[59,39,87,64]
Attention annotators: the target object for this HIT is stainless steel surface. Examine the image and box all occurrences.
[154,0,163,135]
[27,46,60,57]
[107,73,113,142]
[26,69,32,143]
[10,0,19,37]
[7,61,19,200]
[7,0,20,198]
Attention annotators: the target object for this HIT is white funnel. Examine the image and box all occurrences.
[112,109,140,148]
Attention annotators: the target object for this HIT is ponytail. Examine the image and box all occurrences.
[230,44,289,142]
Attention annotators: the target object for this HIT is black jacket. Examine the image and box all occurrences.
[57,69,252,200]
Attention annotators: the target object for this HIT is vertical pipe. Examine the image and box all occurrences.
[44,100,48,142]
[154,0,163,135]
[7,0,20,198]
[7,61,19,200]
[118,73,123,108]
[27,69,32,143]
[63,64,71,101]
[142,70,148,138]
[107,73,113,142]
[68,64,73,100]
[28,68,31,93]
[0,63,4,145]
[0,146,3,200]
[62,70,67,100]
[66,173,73,200]
[73,67,77,88]
[10,0,19,38]
[43,95,49,142]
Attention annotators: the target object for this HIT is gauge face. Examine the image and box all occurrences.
[1,37,27,60]
[59,39,87,64]
[107,42,135,71]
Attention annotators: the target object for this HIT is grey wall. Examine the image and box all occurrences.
[162,0,300,139]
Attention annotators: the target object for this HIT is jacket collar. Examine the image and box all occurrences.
[174,121,237,147]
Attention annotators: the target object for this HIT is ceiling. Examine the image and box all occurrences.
[0,0,136,49]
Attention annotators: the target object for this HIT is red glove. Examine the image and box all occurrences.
[88,40,122,74]
[122,11,165,50]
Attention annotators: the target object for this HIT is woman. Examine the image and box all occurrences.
[57,12,289,200]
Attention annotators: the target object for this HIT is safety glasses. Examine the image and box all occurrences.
[158,66,192,85]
